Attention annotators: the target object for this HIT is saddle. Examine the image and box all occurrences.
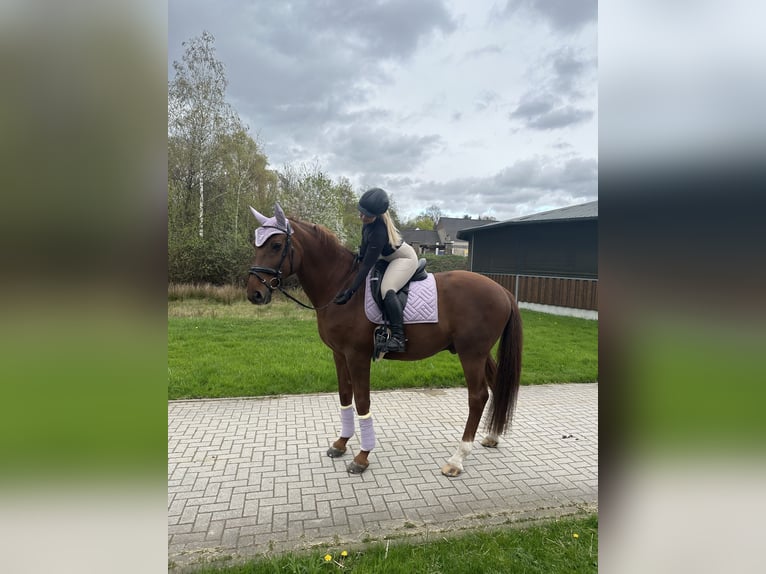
[369,258,427,361]
[368,258,428,313]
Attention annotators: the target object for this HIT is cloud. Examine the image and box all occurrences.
[464,43,505,60]
[509,92,593,130]
[549,46,596,97]
[526,105,594,129]
[509,46,596,130]
[474,90,503,112]
[501,0,597,32]
[233,0,456,63]
[480,156,598,216]
[327,125,444,174]
[510,92,556,118]
[170,1,457,141]
[377,155,597,221]
[169,1,597,222]
[493,156,597,193]
[331,0,458,59]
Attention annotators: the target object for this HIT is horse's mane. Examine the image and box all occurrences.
[289,217,355,258]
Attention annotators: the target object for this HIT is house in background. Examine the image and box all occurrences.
[457,201,598,311]
[435,217,487,256]
[400,229,442,255]
[401,217,490,256]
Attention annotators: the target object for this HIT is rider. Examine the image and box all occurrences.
[333,187,419,353]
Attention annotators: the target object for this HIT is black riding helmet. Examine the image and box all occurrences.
[358,187,389,217]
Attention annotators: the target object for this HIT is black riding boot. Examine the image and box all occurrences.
[382,290,406,352]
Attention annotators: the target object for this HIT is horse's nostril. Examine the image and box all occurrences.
[248,290,266,304]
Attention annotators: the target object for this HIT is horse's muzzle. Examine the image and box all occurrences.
[247,288,271,305]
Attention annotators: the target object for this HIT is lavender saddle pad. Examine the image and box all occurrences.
[364,272,439,324]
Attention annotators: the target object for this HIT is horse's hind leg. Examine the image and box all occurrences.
[441,354,489,477]
[480,356,500,448]
[481,433,500,448]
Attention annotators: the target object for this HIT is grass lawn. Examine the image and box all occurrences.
[190,513,598,574]
[168,295,599,573]
[168,298,597,400]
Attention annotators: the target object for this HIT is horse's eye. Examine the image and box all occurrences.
[272,242,282,251]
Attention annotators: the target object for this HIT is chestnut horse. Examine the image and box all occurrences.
[246,205,522,477]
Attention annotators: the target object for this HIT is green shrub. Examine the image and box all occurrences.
[423,253,468,272]
[168,234,252,285]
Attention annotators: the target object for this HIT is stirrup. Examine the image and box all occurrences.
[373,325,389,361]
[385,335,406,353]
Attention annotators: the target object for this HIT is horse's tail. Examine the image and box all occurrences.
[487,293,523,436]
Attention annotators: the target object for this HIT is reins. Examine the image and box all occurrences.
[248,226,345,312]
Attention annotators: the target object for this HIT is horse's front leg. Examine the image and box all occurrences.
[327,351,354,458]
[346,353,374,474]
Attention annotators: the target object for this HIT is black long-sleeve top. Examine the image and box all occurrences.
[348,217,397,292]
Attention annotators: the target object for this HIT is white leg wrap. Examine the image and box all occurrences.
[340,404,355,438]
[358,412,376,451]
[446,441,473,471]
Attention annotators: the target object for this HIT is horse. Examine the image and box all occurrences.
[246,204,523,477]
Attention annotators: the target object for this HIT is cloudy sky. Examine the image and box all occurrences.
[169,0,597,221]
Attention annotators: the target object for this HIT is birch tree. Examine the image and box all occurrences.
[168,31,242,238]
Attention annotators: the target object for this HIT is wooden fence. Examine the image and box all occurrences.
[482,273,598,311]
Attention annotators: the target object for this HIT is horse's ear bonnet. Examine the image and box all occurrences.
[274,203,291,232]
[250,203,293,247]
[358,188,389,217]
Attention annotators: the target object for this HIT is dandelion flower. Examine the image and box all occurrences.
[573,533,579,539]
[324,554,332,562]
[341,550,348,557]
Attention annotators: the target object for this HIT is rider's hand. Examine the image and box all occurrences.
[333,289,355,305]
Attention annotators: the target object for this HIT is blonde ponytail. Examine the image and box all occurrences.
[381,211,402,247]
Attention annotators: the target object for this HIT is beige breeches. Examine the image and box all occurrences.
[380,242,419,294]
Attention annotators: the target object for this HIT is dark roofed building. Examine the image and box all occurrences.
[513,201,597,223]
[435,217,486,256]
[400,229,441,255]
[458,201,598,311]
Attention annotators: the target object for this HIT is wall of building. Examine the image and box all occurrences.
[469,220,597,279]
[465,218,598,310]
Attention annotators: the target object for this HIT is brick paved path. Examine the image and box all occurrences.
[168,383,597,570]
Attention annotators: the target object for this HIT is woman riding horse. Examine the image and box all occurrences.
[247,203,522,477]
[333,188,419,353]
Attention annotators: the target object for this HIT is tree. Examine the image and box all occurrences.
[401,215,435,230]
[385,194,403,231]
[276,161,359,246]
[168,31,243,238]
[218,129,279,246]
[422,205,443,227]
[168,32,278,285]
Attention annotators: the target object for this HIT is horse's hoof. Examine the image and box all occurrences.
[481,437,499,448]
[327,446,346,458]
[440,463,462,477]
[347,461,369,474]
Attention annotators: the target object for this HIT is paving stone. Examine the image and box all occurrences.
[169,383,597,570]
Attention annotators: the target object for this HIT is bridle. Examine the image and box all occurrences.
[248,226,334,311]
